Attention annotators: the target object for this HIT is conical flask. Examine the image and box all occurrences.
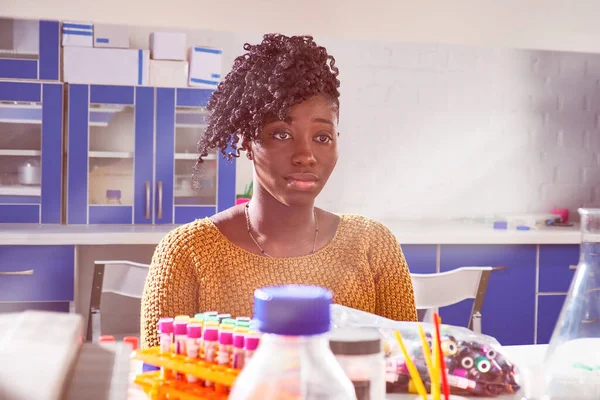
[543,208,600,399]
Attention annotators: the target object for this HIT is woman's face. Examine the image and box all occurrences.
[249,95,339,207]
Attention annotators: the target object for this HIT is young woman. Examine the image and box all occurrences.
[141,34,416,347]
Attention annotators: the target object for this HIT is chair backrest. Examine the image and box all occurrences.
[95,260,150,298]
[411,266,492,309]
[87,260,150,341]
[411,266,493,332]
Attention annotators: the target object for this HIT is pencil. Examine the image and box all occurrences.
[394,330,428,400]
[417,324,435,396]
[434,313,450,400]
[430,322,441,400]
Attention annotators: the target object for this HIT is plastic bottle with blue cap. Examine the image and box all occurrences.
[229,285,356,400]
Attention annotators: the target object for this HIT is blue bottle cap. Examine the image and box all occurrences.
[254,285,332,336]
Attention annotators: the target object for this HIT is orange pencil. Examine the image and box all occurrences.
[433,313,450,400]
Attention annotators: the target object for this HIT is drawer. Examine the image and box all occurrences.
[0,301,70,314]
[539,245,579,293]
[0,246,75,302]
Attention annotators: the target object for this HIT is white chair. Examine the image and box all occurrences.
[411,266,495,334]
[86,260,150,342]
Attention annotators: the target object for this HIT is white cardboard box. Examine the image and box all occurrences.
[150,60,189,87]
[93,24,129,48]
[188,46,222,89]
[64,47,149,85]
[62,21,93,47]
[0,311,83,400]
[150,32,187,61]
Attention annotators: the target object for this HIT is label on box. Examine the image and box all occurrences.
[93,24,129,49]
[62,21,93,47]
[188,47,222,89]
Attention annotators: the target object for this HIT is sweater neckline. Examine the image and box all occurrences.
[205,214,346,261]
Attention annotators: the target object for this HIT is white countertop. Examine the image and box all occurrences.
[0,220,586,245]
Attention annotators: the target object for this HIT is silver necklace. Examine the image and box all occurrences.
[244,203,319,257]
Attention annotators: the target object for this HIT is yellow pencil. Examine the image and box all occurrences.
[418,324,435,395]
[394,330,428,400]
[430,324,441,400]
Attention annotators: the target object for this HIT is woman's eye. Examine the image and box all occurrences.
[272,131,291,140]
[316,134,332,143]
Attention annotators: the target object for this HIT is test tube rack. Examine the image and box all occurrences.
[133,346,241,400]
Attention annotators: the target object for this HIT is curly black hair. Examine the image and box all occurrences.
[196,33,341,164]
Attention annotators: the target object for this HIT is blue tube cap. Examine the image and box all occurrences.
[254,285,332,336]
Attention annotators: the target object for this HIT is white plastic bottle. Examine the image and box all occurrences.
[229,285,357,400]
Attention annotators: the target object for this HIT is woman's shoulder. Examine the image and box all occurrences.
[157,217,222,251]
[338,214,395,237]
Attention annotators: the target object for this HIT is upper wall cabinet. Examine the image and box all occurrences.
[66,84,236,225]
[0,81,63,223]
[0,19,60,81]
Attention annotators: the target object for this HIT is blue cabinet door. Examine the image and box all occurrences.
[539,245,579,293]
[537,294,566,344]
[0,20,60,81]
[0,81,63,223]
[68,84,154,224]
[402,244,437,274]
[155,87,236,225]
[440,245,537,345]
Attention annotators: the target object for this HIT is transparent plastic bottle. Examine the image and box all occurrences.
[229,285,357,400]
[543,208,600,399]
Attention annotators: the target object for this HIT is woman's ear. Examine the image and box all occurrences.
[244,140,253,160]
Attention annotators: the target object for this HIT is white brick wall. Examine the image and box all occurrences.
[311,38,600,220]
[131,28,600,220]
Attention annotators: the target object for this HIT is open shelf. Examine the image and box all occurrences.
[0,185,41,196]
[88,151,133,159]
[0,149,41,157]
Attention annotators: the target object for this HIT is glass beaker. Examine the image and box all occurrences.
[543,208,600,399]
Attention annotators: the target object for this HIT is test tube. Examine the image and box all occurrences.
[158,318,174,379]
[173,320,188,380]
[244,334,260,363]
[186,324,202,383]
[203,327,219,387]
[217,313,231,323]
[232,331,245,369]
[98,335,115,345]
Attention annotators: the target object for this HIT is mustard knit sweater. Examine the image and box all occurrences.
[141,214,417,348]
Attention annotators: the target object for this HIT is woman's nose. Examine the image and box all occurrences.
[291,138,316,167]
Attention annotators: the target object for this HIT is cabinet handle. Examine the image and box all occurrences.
[145,181,150,219]
[570,265,578,270]
[157,181,163,220]
[0,270,34,276]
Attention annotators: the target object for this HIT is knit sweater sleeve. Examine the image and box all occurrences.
[140,225,200,348]
[367,220,418,322]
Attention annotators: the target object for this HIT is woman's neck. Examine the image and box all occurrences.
[247,184,317,241]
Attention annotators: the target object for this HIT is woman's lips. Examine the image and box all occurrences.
[285,174,319,191]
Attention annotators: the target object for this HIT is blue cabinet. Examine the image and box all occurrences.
[439,245,537,345]
[537,294,566,344]
[155,87,235,225]
[402,244,437,274]
[0,20,60,81]
[539,245,579,293]
[0,81,64,223]
[0,246,74,313]
[67,84,236,225]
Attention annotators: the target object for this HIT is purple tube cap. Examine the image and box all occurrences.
[187,324,202,339]
[245,336,259,351]
[158,318,174,334]
[233,333,245,348]
[219,330,233,345]
[174,320,188,335]
[204,328,218,341]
